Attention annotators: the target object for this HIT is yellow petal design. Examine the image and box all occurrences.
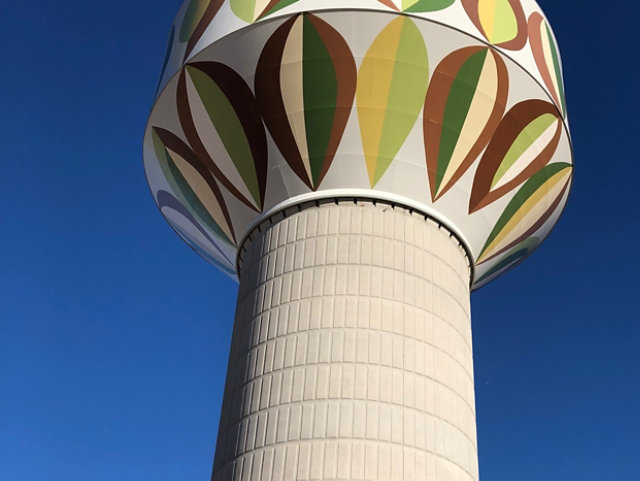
[478,163,572,263]
[357,17,429,186]
[462,0,527,50]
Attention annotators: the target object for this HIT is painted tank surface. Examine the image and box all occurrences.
[143,0,573,289]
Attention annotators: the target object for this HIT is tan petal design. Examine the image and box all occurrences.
[153,127,236,244]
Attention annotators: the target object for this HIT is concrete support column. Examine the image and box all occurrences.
[211,200,478,481]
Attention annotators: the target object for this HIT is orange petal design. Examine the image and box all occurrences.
[462,0,528,50]
[469,100,562,213]
[425,47,508,201]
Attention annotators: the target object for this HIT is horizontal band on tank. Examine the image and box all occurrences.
[235,192,475,288]
[156,6,571,132]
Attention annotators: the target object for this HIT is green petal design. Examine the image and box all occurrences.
[255,14,357,190]
[152,127,235,244]
[357,16,429,186]
[425,47,508,201]
[403,0,455,12]
[462,0,528,50]
[231,0,300,23]
[375,0,454,10]
[478,162,572,263]
[178,0,224,61]
[177,62,268,211]
[475,237,539,284]
[179,0,208,42]
[529,12,566,116]
[469,100,562,213]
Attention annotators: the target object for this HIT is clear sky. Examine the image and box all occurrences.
[1,1,638,480]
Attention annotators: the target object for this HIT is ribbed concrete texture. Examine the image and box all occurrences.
[211,201,477,481]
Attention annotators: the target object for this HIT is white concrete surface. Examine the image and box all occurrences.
[211,200,477,481]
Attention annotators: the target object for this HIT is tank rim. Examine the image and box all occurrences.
[234,190,476,289]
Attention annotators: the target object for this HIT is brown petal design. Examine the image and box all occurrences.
[528,12,567,116]
[469,100,562,213]
[177,63,268,211]
[376,0,400,9]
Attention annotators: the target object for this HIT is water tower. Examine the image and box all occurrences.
[143,1,572,479]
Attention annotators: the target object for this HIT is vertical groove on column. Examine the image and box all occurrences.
[212,201,477,481]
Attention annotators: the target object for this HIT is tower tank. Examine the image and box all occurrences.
[143,1,573,479]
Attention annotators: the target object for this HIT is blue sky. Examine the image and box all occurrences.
[1,1,638,480]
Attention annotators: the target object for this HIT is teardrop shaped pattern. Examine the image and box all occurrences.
[475,237,539,285]
[176,62,268,212]
[462,0,528,50]
[376,0,455,11]
[157,190,236,274]
[425,47,508,201]
[529,13,566,117]
[478,162,572,263]
[180,0,224,60]
[357,16,429,187]
[152,128,236,245]
[231,0,300,23]
[255,14,357,190]
[469,99,562,213]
